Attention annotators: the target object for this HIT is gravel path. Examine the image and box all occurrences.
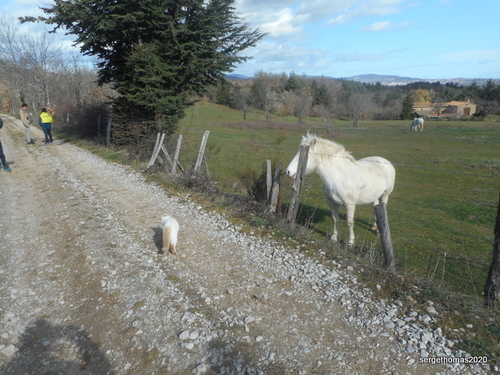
[0,115,491,374]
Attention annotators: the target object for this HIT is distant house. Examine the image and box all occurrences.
[413,100,477,119]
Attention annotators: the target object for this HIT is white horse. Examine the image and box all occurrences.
[411,117,424,131]
[286,133,396,247]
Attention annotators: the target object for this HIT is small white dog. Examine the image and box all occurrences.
[161,216,179,255]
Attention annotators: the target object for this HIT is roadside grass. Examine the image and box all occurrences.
[57,101,500,366]
[176,102,498,295]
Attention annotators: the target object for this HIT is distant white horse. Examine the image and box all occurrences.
[286,133,396,247]
[411,117,424,131]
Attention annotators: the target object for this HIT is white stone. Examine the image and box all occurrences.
[179,331,190,340]
[426,304,438,315]
[405,346,415,353]
[244,316,255,324]
[0,344,17,357]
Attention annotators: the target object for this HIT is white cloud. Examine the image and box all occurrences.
[326,0,404,26]
[327,14,351,26]
[362,20,410,31]
[238,41,334,75]
[296,0,357,22]
[237,0,406,29]
[356,0,404,17]
[363,21,392,31]
[260,8,308,38]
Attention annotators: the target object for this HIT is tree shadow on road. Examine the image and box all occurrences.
[204,337,288,375]
[0,319,115,375]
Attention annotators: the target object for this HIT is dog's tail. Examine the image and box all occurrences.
[162,226,175,254]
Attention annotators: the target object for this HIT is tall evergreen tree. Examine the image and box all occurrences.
[481,79,498,102]
[24,0,263,134]
[400,94,414,120]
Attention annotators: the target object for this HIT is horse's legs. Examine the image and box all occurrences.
[346,203,356,247]
[326,198,340,242]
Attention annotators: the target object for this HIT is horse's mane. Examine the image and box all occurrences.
[301,133,355,161]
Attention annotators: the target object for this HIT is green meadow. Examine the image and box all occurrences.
[174,99,499,297]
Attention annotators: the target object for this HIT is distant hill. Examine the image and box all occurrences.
[343,74,499,86]
[225,73,251,80]
[345,74,424,85]
[226,73,499,86]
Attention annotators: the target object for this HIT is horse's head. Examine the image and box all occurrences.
[286,133,317,177]
[300,132,317,147]
[286,133,353,177]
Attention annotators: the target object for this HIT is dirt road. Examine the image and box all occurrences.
[0,115,487,374]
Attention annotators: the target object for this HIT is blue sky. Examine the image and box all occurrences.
[2,0,499,79]
[235,0,500,79]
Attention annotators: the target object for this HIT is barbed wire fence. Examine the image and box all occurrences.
[108,120,499,298]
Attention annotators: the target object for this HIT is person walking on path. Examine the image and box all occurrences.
[19,103,34,144]
[38,108,54,145]
[0,118,12,172]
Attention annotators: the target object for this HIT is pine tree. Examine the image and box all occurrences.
[400,94,414,120]
[27,0,264,135]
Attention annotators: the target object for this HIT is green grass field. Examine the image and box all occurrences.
[174,100,500,297]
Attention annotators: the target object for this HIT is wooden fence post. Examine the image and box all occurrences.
[147,133,162,168]
[106,118,112,147]
[287,145,309,226]
[267,162,282,215]
[374,202,395,272]
[266,160,272,201]
[194,131,210,174]
[147,133,165,169]
[171,134,183,176]
[484,194,500,308]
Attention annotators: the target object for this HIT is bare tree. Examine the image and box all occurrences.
[0,16,26,104]
[58,56,100,106]
[347,92,374,127]
[0,15,64,110]
[250,71,282,121]
[291,91,313,123]
[21,33,65,107]
[231,85,252,120]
